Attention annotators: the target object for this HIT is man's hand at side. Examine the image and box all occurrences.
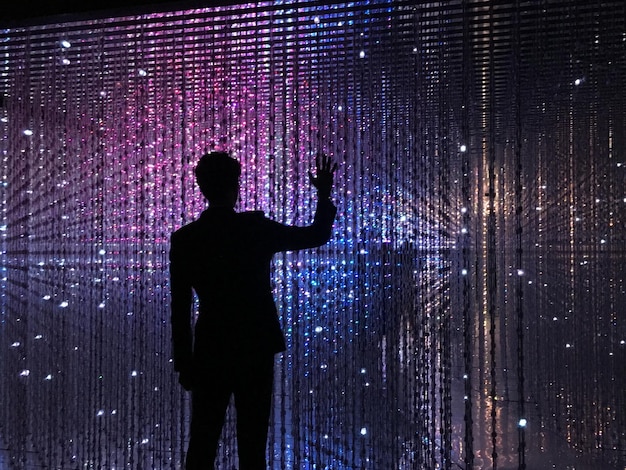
[178,366,194,391]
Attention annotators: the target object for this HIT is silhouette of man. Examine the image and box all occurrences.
[169,151,337,469]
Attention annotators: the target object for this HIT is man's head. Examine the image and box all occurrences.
[195,151,241,207]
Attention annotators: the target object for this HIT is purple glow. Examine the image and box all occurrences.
[1,1,625,469]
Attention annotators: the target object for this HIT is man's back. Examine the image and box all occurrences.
[170,199,336,367]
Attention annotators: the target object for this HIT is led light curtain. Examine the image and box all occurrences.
[0,1,625,469]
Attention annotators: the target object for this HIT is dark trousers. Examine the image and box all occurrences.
[185,353,275,470]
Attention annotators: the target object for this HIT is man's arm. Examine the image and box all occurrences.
[268,154,338,252]
[169,232,194,391]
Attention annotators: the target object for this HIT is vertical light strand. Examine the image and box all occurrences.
[486,2,499,468]
[512,0,526,468]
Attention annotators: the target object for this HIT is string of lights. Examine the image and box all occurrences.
[0,1,624,469]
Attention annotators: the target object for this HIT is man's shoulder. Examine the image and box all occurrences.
[237,210,266,220]
[171,219,202,241]
[171,211,267,237]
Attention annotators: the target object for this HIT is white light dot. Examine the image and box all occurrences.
[460,144,467,152]
[518,418,527,427]
[517,269,524,276]
[99,249,106,255]
[61,58,71,65]
[23,129,33,136]
[360,427,367,435]
[131,370,138,377]
[314,326,323,333]
[138,69,147,77]
[98,302,106,308]
[574,78,582,86]
[461,227,468,234]
[96,410,104,417]
[59,301,69,308]
[461,269,468,276]
[44,374,52,380]
[20,369,30,377]
[60,40,71,48]
[359,50,366,59]
[11,341,20,347]
[313,16,320,24]
[141,438,149,444]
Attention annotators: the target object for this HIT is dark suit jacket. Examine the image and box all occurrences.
[169,198,336,375]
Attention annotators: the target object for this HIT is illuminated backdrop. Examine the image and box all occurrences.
[1,1,625,469]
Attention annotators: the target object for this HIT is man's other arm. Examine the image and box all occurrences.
[267,196,337,252]
[169,231,194,390]
[269,153,337,252]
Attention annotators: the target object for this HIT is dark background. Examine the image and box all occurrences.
[1,0,251,26]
